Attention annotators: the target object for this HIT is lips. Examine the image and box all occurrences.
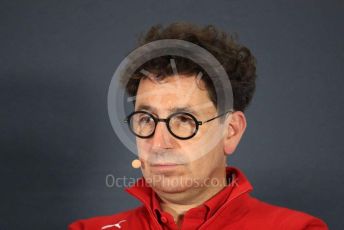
[148,162,184,174]
[149,162,183,169]
[150,162,179,167]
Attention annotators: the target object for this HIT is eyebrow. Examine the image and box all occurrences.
[136,104,199,116]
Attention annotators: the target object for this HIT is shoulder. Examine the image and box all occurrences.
[68,206,147,230]
[245,195,329,229]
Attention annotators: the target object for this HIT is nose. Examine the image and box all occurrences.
[151,120,174,149]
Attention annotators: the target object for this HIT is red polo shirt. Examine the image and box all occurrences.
[68,166,329,230]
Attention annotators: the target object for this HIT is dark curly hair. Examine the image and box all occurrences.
[122,22,257,114]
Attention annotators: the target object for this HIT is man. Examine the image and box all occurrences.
[69,22,328,229]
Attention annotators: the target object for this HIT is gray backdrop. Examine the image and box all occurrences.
[1,0,343,229]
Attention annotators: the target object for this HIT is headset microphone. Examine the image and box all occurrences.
[131,159,141,168]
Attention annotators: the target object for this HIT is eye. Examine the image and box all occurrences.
[175,114,193,123]
[139,115,152,124]
[179,115,191,122]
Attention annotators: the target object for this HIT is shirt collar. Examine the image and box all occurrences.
[125,166,253,220]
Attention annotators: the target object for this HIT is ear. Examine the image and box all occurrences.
[223,111,247,155]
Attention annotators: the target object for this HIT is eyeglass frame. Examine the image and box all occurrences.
[124,109,234,140]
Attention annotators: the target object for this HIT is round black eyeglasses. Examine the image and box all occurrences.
[124,109,233,140]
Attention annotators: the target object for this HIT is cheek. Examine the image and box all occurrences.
[136,141,152,168]
[195,121,221,141]
[136,138,149,154]
[189,139,224,168]
[181,128,223,159]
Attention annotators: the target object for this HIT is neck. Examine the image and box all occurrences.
[156,166,228,227]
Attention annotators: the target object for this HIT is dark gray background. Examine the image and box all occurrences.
[1,0,343,229]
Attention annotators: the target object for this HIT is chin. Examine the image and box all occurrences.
[145,174,194,194]
[159,187,188,194]
[152,182,190,194]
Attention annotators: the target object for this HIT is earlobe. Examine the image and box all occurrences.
[224,144,235,155]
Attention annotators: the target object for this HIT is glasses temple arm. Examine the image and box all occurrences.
[201,109,234,124]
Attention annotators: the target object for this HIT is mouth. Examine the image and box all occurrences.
[149,162,183,172]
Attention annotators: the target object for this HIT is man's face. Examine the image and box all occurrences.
[134,74,227,194]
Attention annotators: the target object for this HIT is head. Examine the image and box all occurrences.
[122,22,256,194]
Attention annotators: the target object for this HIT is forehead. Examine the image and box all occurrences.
[134,74,215,115]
